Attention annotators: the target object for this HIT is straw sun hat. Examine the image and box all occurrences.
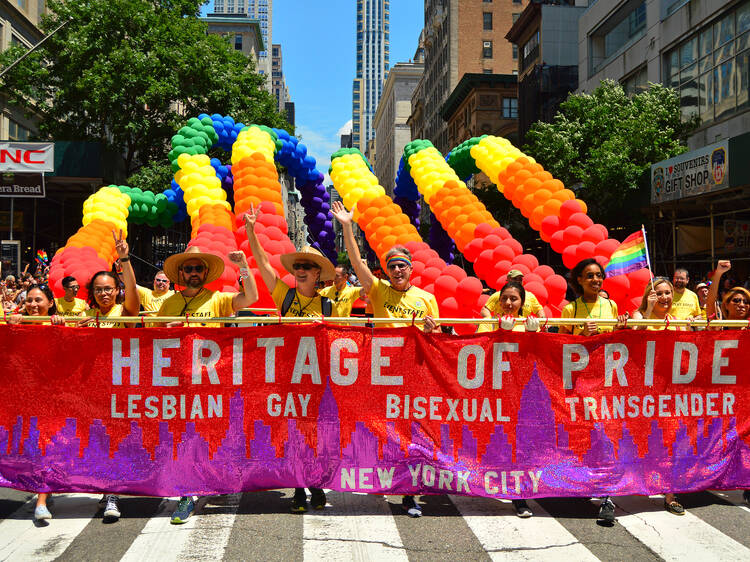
[280,245,336,281]
[163,246,225,285]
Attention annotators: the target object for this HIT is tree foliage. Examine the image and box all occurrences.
[0,0,291,184]
[523,80,697,228]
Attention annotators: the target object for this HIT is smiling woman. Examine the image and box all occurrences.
[560,258,626,336]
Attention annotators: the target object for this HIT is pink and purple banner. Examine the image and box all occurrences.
[1,324,749,498]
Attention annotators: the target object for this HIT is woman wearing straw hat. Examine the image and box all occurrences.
[244,205,335,513]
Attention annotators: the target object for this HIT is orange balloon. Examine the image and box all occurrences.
[542,179,564,192]
[552,189,575,202]
[575,199,588,214]
[542,198,562,217]
[522,177,543,193]
[381,234,398,250]
[529,162,544,174]
[513,169,533,186]
[458,222,477,244]
[515,157,533,168]
[533,189,552,207]
[521,193,536,218]
[534,171,553,183]
[467,211,486,225]
[505,159,526,177]
[384,215,402,228]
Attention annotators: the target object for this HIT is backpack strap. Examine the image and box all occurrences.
[281,288,296,317]
[321,296,332,317]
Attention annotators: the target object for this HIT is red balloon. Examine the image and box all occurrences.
[595,238,620,258]
[281,273,296,288]
[559,199,584,226]
[627,268,652,298]
[474,223,494,238]
[550,230,566,254]
[425,257,445,270]
[510,263,530,276]
[478,293,490,309]
[562,225,584,247]
[491,260,513,280]
[523,273,544,286]
[463,239,483,262]
[422,283,435,295]
[581,224,606,244]
[628,296,642,314]
[457,277,483,306]
[544,274,568,305]
[482,234,503,250]
[513,253,539,271]
[434,275,459,302]
[540,215,560,240]
[575,241,596,263]
[567,212,594,230]
[502,238,523,256]
[492,245,515,262]
[524,281,548,306]
[411,261,425,277]
[492,226,511,240]
[494,274,508,289]
[421,266,442,284]
[562,245,579,270]
[602,274,630,303]
[534,265,555,279]
[594,255,609,268]
[440,296,459,318]
[444,264,467,282]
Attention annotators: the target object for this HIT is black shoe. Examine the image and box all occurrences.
[291,488,308,513]
[513,500,532,518]
[743,490,750,505]
[664,498,685,516]
[310,488,326,510]
[401,495,422,517]
[597,497,615,524]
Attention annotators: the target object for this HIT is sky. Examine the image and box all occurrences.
[202,0,424,179]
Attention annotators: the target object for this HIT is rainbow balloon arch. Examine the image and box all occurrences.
[49,116,651,324]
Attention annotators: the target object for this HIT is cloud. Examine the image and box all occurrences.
[295,120,351,185]
[337,119,353,137]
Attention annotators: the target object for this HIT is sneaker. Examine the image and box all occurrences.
[743,490,750,505]
[310,488,326,510]
[34,505,52,521]
[103,495,121,521]
[597,497,615,524]
[402,495,422,518]
[171,496,195,524]
[290,488,308,513]
[513,500,533,518]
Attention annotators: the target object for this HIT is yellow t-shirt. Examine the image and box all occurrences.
[318,284,361,318]
[85,304,128,328]
[55,297,88,316]
[642,312,685,331]
[272,279,326,318]
[561,297,618,335]
[157,289,234,327]
[669,288,701,320]
[368,278,439,330]
[483,289,543,318]
[137,285,175,313]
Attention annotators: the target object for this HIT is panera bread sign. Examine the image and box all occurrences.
[651,140,728,203]
[0,142,54,173]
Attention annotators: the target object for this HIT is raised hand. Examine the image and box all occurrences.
[716,260,731,274]
[112,229,129,259]
[228,251,248,267]
[331,201,353,225]
[646,290,657,311]
[243,204,261,232]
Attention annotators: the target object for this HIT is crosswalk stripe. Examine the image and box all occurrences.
[120,495,240,562]
[0,494,101,562]
[709,489,750,513]
[303,491,408,561]
[450,495,600,561]
[614,495,750,561]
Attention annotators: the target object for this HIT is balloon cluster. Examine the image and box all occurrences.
[330,148,489,332]
[428,211,455,264]
[232,125,277,165]
[187,216,242,293]
[113,185,177,228]
[447,137,483,180]
[174,154,231,221]
[163,180,189,223]
[168,116,219,172]
[211,158,233,201]
[200,113,245,151]
[393,196,420,229]
[272,128,320,182]
[232,151,284,217]
[49,186,131,298]
[469,136,651,312]
[394,156,419,200]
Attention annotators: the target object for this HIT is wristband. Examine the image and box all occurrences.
[239,268,250,277]
[119,257,130,262]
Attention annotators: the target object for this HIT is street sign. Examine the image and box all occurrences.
[0,172,45,198]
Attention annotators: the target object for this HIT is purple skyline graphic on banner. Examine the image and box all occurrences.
[1,368,749,497]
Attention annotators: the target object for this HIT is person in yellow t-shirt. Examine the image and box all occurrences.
[695,282,709,320]
[669,268,701,320]
[501,270,545,318]
[55,276,89,317]
[560,258,628,336]
[244,204,335,514]
[318,265,363,318]
[477,281,540,335]
[137,270,174,314]
[79,231,140,330]
[331,199,437,519]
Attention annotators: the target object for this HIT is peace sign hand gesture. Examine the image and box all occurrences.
[112,229,129,260]
[243,204,261,233]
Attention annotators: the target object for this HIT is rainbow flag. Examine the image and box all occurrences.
[605,230,648,276]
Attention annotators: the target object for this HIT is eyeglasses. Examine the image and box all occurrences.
[387,262,410,270]
[67,285,80,291]
[292,262,317,271]
[181,265,205,274]
[154,279,169,284]
[94,287,116,295]
[730,297,749,305]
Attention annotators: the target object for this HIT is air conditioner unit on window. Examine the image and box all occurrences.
[483,41,492,48]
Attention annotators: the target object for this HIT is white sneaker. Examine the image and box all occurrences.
[103,495,120,520]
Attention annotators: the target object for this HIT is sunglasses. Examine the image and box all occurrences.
[730,297,749,305]
[67,285,80,291]
[181,265,205,274]
[154,279,169,284]
[292,262,317,271]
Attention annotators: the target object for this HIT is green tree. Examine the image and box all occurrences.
[0,0,291,188]
[523,80,697,228]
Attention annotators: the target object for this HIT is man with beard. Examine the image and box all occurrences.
[331,200,437,518]
[156,245,258,523]
[137,270,174,314]
[669,268,701,321]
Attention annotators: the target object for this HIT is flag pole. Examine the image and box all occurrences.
[641,224,655,291]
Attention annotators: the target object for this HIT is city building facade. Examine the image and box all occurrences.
[352,0,390,152]
[373,62,424,195]
[272,43,290,114]
[419,0,529,153]
[201,14,264,70]
[213,0,273,90]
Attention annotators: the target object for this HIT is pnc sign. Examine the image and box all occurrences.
[0,142,54,173]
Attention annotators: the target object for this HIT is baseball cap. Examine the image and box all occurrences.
[507,269,524,279]
[695,282,708,290]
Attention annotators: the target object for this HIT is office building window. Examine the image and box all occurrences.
[621,65,648,95]
[589,1,647,74]
[483,68,493,74]
[513,44,518,60]
[665,1,749,122]
[502,98,518,118]
[483,12,493,31]
[8,119,30,141]
[513,13,520,23]
[235,35,243,51]
[483,41,493,58]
